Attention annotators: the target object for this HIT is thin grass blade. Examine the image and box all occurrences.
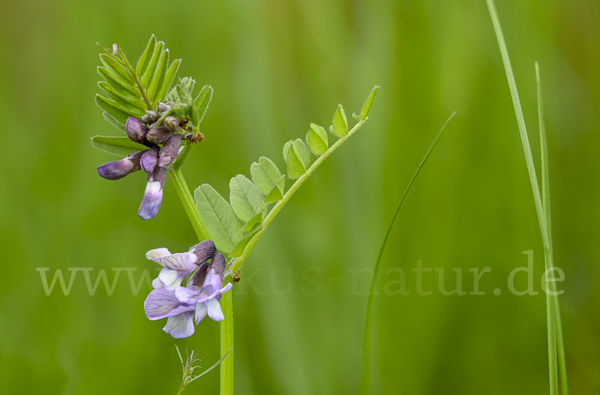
[359,111,456,395]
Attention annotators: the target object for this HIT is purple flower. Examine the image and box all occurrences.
[143,241,231,338]
[97,150,144,180]
[96,116,184,220]
[138,167,166,221]
[175,253,232,324]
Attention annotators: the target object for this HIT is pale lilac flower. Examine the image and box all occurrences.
[143,241,231,338]
[175,253,232,324]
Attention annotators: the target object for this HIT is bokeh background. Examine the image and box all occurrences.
[1,0,598,394]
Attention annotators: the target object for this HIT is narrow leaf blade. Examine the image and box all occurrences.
[155,59,181,104]
[136,35,156,76]
[91,136,148,157]
[194,85,214,126]
[148,49,169,103]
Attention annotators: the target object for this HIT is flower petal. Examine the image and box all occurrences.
[146,248,171,260]
[175,286,201,304]
[158,268,189,291]
[151,277,163,289]
[195,303,208,325]
[208,282,233,300]
[138,181,163,220]
[144,288,194,320]
[163,311,195,339]
[206,298,224,321]
[149,251,197,271]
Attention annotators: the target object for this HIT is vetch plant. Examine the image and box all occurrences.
[91,35,379,394]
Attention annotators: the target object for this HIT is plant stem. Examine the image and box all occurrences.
[169,167,210,242]
[170,164,235,394]
[220,292,234,395]
[359,112,455,395]
[228,119,367,274]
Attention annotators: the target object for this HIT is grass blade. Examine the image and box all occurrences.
[486,1,567,393]
[359,111,456,395]
[536,62,568,394]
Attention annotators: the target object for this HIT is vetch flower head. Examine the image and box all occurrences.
[96,116,185,221]
[143,240,230,338]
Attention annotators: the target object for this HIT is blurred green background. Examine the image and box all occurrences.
[1,0,598,393]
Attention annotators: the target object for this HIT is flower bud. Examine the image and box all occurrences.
[158,134,182,169]
[157,102,171,114]
[147,126,174,144]
[97,150,144,180]
[141,110,158,124]
[140,146,159,173]
[164,116,179,132]
[189,240,217,265]
[125,117,147,145]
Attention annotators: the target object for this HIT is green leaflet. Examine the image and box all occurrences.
[100,54,135,85]
[250,157,284,196]
[194,85,214,126]
[283,141,303,179]
[155,59,181,105]
[91,136,148,157]
[307,123,329,156]
[355,85,379,121]
[147,49,169,103]
[229,175,266,223]
[98,81,146,111]
[97,67,139,97]
[141,41,164,88]
[332,104,348,137]
[264,179,285,203]
[194,184,243,254]
[97,88,145,118]
[136,35,156,77]
[242,212,263,232]
[283,139,311,179]
[95,94,133,125]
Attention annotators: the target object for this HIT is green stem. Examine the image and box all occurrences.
[359,112,455,395]
[228,119,367,274]
[169,167,210,242]
[169,163,234,394]
[220,292,234,395]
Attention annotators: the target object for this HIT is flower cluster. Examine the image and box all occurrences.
[96,111,184,220]
[144,240,233,338]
